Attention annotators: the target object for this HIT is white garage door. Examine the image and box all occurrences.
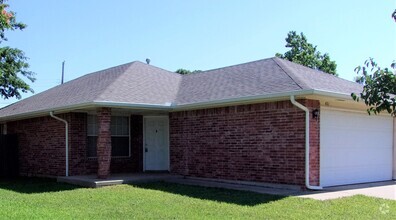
[320,108,393,187]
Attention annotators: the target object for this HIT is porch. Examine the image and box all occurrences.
[74,107,171,179]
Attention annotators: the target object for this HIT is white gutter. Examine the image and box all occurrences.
[0,101,174,122]
[50,111,69,177]
[290,95,322,190]
[174,89,356,111]
[0,89,359,122]
[92,101,173,109]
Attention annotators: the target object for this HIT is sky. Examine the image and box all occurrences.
[1,0,395,107]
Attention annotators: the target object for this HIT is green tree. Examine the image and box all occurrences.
[352,9,396,116]
[352,59,395,116]
[276,31,337,75]
[175,69,202,75]
[175,69,191,75]
[0,0,34,99]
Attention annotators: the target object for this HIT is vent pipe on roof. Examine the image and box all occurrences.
[61,61,65,84]
[146,58,150,65]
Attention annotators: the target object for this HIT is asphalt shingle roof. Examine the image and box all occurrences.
[175,58,302,105]
[0,57,363,119]
[0,61,181,118]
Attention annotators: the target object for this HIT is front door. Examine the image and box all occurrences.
[144,116,169,171]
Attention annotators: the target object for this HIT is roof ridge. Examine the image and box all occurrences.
[271,57,304,90]
[94,61,182,103]
[1,61,139,111]
[132,61,183,103]
[272,57,312,90]
[182,57,275,77]
[274,57,362,86]
[134,61,184,77]
[94,62,138,101]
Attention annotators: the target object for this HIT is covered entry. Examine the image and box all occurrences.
[320,108,393,187]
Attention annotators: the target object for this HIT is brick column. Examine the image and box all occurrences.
[97,107,112,179]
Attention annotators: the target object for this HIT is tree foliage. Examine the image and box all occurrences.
[175,68,191,75]
[0,0,34,99]
[393,9,396,22]
[352,9,396,116]
[352,58,396,116]
[276,31,337,75]
[175,69,202,75]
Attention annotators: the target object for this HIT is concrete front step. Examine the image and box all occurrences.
[57,173,182,188]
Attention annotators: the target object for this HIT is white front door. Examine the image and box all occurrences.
[144,116,169,171]
[320,108,393,187]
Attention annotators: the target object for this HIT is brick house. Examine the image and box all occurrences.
[0,57,394,188]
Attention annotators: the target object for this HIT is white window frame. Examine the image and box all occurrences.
[87,114,131,159]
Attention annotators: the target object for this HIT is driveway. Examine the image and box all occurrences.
[299,181,396,200]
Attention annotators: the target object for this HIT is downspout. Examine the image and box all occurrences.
[50,111,69,177]
[290,96,322,190]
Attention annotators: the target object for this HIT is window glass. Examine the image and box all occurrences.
[87,115,130,157]
[111,116,129,136]
[87,136,97,157]
[87,115,98,136]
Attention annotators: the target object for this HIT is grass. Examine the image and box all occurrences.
[0,178,395,219]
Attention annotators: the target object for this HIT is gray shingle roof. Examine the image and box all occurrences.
[0,57,363,119]
[175,58,302,105]
[0,61,181,118]
[273,58,362,94]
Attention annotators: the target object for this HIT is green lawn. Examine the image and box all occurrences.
[0,178,394,219]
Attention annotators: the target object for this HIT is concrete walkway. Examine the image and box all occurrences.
[166,178,396,201]
[298,181,396,201]
[165,177,302,196]
[58,174,395,201]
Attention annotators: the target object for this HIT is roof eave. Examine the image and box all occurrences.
[311,89,355,100]
[0,102,95,122]
[173,90,316,111]
[173,89,356,111]
[0,89,356,122]
[92,101,173,110]
[0,101,174,122]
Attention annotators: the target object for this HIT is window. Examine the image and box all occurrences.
[87,115,130,157]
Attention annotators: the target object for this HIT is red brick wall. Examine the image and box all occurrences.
[169,100,320,186]
[8,114,70,176]
[7,113,144,177]
[97,108,112,178]
[69,113,89,176]
[306,100,320,186]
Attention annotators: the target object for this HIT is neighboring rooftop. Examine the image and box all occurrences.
[0,57,363,119]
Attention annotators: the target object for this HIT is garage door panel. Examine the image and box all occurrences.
[320,108,393,187]
[323,148,391,167]
[323,164,390,186]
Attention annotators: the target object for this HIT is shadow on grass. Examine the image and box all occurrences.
[0,177,80,194]
[131,181,287,206]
